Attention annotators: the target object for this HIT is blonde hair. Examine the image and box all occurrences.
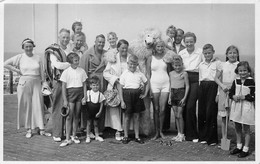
[166,25,176,35]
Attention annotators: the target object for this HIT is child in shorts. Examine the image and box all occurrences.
[120,54,149,144]
[168,55,189,142]
[59,52,88,147]
[82,76,106,143]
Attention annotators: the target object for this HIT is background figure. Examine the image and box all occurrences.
[4,38,49,138]
[45,28,71,142]
[147,39,170,140]
[214,45,240,145]
[103,39,130,140]
[69,31,88,59]
[179,32,203,142]
[172,28,186,54]
[164,25,176,51]
[79,34,107,134]
[70,21,88,51]
[107,32,118,52]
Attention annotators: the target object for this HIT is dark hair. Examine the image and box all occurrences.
[71,21,82,32]
[176,28,184,35]
[89,75,100,84]
[234,61,252,75]
[66,52,79,64]
[183,32,197,43]
[21,38,35,49]
[72,31,86,41]
[96,34,105,40]
[117,39,129,49]
[225,45,240,62]
[203,44,215,52]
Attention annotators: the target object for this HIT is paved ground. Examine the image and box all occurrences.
[3,94,256,161]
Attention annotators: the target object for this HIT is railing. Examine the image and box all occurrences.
[4,70,19,94]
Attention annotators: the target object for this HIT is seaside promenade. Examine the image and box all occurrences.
[3,94,255,161]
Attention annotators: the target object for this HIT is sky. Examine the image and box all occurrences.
[3,2,256,61]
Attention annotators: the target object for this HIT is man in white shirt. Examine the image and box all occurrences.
[45,28,71,142]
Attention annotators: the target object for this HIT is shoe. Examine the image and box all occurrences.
[89,132,95,139]
[53,136,62,142]
[40,131,52,137]
[200,141,207,144]
[209,143,217,146]
[95,136,104,142]
[60,139,72,147]
[171,135,180,141]
[176,135,185,142]
[230,148,242,155]
[192,139,199,143]
[25,132,32,138]
[85,137,91,143]
[134,138,144,144]
[238,151,249,158]
[122,137,130,144]
[217,144,221,149]
[71,136,80,144]
[115,132,123,141]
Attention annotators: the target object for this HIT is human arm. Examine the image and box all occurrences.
[82,80,87,105]
[238,79,255,102]
[179,72,190,106]
[103,62,120,87]
[119,84,126,109]
[4,54,23,75]
[62,82,68,107]
[96,101,104,118]
[168,72,172,105]
[50,54,70,70]
[229,80,239,102]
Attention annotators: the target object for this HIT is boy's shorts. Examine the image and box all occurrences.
[123,88,145,114]
[66,87,84,103]
[171,88,185,106]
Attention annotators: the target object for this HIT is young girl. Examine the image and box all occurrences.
[165,25,176,51]
[59,52,88,147]
[214,45,240,147]
[107,32,118,51]
[229,61,255,158]
[168,55,189,142]
[70,21,88,51]
[83,76,105,143]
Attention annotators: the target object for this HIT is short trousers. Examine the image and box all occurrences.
[66,87,84,103]
[123,88,145,114]
[171,88,185,106]
[150,83,170,93]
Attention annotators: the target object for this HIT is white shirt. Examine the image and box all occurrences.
[120,69,147,89]
[221,61,239,83]
[60,66,88,88]
[179,48,203,72]
[49,48,70,70]
[199,59,222,81]
[175,44,181,54]
[86,90,105,103]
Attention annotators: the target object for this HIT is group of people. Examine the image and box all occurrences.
[4,22,255,158]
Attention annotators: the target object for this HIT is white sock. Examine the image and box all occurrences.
[242,146,249,152]
[237,143,243,149]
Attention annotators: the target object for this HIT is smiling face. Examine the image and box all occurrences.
[90,83,100,92]
[71,56,79,69]
[175,30,184,44]
[127,61,138,73]
[184,36,195,52]
[167,28,176,39]
[23,42,34,55]
[227,48,238,63]
[155,41,165,54]
[73,35,84,50]
[118,43,128,57]
[74,25,82,33]
[172,61,183,73]
[107,34,118,48]
[237,65,249,79]
[95,37,105,51]
[59,31,70,47]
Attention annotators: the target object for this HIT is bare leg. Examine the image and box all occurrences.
[66,103,75,140]
[124,113,130,138]
[151,93,160,140]
[221,117,226,139]
[86,120,91,137]
[72,102,81,137]
[234,122,242,144]
[243,125,251,148]
[159,92,169,139]
[94,120,99,137]
[133,113,140,139]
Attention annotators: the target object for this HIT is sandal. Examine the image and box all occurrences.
[122,137,130,144]
[40,130,52,137]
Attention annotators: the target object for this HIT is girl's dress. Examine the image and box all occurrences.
[218,61,239,117]
[229,77,255,125]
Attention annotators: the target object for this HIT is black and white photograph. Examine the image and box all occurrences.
[1,0,258,162]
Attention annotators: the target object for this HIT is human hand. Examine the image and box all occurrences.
[179,98,186,107]
[222,85,229,92]
[168,98,171,105]
[215,95,219,103]
[63,100,68,108]
[139,93,147,99]
[233,95,239,102]
[237,95,245,100]
[81,97,86,105]
[121,101,126,109]
[17,69,22,76]
[96,112,101,118]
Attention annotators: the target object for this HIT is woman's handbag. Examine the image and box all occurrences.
[103,88,120,107]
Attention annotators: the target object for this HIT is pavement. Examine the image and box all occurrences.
[2,94,256,162]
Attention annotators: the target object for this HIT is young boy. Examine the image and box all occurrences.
[82,76,105,143]
[198,44,222,146]
[119,54,149,144]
